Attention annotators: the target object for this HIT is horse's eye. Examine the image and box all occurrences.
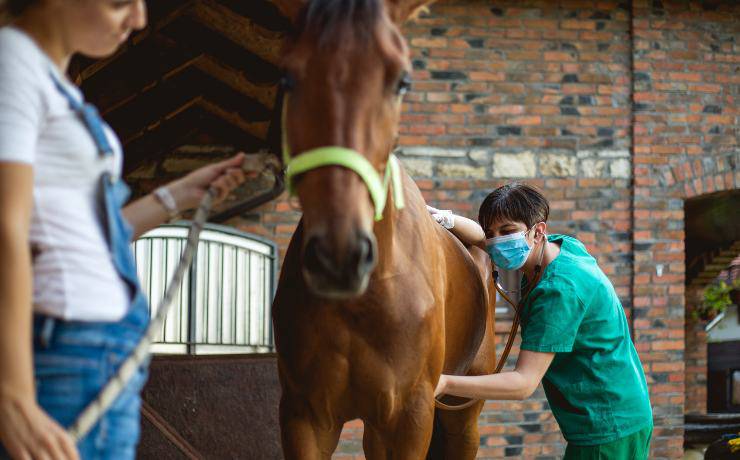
[280,74,296,92]
[396,73,412,96]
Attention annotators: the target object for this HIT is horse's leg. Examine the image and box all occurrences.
[362,423,388,460]
[279,395,342,460]
[363,390,436,460]
[433,400,486,460]
[426,245,496,459]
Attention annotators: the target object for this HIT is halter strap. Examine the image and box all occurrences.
[281,95,404,221]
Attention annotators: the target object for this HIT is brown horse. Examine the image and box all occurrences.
[271,0,496,458]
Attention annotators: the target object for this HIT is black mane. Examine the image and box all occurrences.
[297,0,384,46]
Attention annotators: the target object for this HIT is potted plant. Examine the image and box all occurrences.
[692,279,740,322]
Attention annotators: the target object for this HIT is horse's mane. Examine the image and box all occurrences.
[297,0,384,46]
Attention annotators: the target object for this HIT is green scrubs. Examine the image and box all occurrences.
[519,235,653,453]
[563,425,652,459]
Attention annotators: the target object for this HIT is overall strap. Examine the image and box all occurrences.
[48,69,114,156]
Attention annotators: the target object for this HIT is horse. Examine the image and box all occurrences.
[271,0,497,458]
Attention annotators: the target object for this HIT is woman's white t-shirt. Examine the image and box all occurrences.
[0,26,131,321]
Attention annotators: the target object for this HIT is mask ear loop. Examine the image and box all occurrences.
[531,225,547,277]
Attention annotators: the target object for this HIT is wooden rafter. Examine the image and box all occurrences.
[71,0,289,173]
[688,240,740,288]
[189,0,284,66]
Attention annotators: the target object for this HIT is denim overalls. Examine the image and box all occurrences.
[28,70,152,458]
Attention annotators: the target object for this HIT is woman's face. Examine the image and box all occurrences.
[486,220,529,240]
[486,219,548,259]
[60,0,147,58]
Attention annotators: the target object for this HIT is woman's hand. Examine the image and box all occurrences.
[168,153,249,212]
[0,164,77,459]
[123,153,260,238]
[0,392,79,460]
[434,374,449,398]
[426,205,455,229]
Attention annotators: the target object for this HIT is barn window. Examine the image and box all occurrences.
[133,223,276,355]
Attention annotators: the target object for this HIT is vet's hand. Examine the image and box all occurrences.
[0,393,79,460]
[426,205,455,230]
[169,153,252,211]
[434,375,449,398]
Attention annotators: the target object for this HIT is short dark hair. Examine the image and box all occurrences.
[6,0,36,16]
[478,182,550,232]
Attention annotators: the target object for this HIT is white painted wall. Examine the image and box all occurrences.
[708,304,740,343]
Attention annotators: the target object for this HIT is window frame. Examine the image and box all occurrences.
[133,222,278,355]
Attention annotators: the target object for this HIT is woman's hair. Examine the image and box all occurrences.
[3,0,36,16]
[478,182,550,232]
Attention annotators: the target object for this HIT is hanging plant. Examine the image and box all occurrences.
[692,279,740,322]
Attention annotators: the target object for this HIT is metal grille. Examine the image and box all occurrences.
[132,223,276,354]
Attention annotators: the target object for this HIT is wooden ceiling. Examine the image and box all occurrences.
[74,0,291,174]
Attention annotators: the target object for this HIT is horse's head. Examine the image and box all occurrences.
[278,0,435,299]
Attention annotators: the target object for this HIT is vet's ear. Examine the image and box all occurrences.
[385,0,437,24]
[273,0,307,23]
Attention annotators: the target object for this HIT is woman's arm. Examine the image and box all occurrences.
[123,153,247,239]
[0,163,78,460]
[427,205,486,247]
[449,213,486,248]
[435,350,555,400]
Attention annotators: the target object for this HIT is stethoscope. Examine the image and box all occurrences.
[434,236,547,411]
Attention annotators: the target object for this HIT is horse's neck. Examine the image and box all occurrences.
[372,173,427,278]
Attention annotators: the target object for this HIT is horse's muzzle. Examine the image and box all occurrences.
[302,232,377,299]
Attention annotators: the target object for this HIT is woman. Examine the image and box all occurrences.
[429,183,653,459]
[0,1,248,458]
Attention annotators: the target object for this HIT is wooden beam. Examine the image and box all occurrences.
[195,97,271,140]
[686,239,740,288]
[157,51,277,109]
[190,56,278,109]
[189,0,285,66]
[121,96,269,145]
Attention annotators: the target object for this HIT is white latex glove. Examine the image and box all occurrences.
[426,205,455,229]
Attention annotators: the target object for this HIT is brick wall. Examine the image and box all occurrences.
[630,1,739,457]
[124,1,740,458]
[684,287,708,415]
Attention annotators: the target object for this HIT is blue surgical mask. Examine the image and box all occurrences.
[485,229,533,271]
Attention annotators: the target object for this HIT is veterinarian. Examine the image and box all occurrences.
[430,182,653,459]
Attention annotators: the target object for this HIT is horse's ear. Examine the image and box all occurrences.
[385,0,437,24]
[273,0,307,23]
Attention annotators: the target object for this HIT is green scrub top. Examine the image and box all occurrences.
[519,234,653,446]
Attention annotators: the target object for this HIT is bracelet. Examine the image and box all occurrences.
[153,186,180,220]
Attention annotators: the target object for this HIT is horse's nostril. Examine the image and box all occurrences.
[355,234,377,275]
[304,237,332,275]
[304,233,376,290]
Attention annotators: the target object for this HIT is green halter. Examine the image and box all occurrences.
[281,97,405,221]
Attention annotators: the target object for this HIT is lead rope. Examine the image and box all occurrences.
[434,238,547,411]
[67,188,216,441]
